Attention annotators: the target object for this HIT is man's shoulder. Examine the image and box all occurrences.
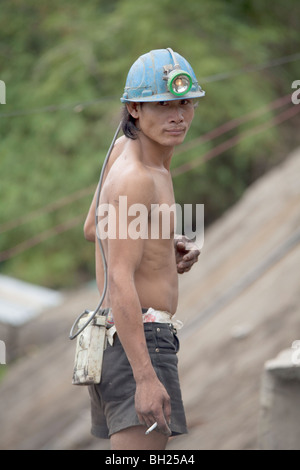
[108,160,156,206]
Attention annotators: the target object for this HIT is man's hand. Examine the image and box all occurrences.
[135,376,171,436]
[174,235,200,274]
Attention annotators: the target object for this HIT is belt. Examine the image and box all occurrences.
[103,307,183,346]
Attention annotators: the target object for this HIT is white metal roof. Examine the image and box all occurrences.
[0,274,63,326]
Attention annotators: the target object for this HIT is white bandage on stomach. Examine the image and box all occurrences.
[106,307,183,346]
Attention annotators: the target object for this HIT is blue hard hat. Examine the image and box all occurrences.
[120,48,205,103]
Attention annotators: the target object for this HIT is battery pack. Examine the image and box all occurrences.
[72,313,107,385]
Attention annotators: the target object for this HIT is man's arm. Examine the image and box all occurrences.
[83,184,98,242]
[84,136,127,242]
[106,170,171,435]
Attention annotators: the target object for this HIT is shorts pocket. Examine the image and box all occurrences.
[98,338,136,402]
[156,328,180,354]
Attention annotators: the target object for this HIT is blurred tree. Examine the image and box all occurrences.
[0,0,299,287]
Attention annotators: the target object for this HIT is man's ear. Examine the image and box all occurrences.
[126,102,140,119]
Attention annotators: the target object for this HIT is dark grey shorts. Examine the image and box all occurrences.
[88,322,188,439]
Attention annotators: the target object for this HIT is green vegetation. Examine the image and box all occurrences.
[0,0,299,288]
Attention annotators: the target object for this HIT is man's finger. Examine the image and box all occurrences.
[155,417,171,436]
[163,394,172,426]
[151,395,172,436]
[178,263,192,274]
[183,250,200,261]
[177,240,200,254]
[185,242,200,252]
[176,241,187,252]
[138,412,155,430]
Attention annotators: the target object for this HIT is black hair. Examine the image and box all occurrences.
[121,105,140,140]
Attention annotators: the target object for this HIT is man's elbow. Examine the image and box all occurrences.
[108,268,134,292]
[83,219,95,242]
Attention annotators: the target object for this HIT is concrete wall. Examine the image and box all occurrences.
[259,348,300,450]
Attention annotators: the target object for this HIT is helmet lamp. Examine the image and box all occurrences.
[167,70,193,97]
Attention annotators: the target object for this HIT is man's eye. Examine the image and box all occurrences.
[158,101,169,106]
[181,99,191,105]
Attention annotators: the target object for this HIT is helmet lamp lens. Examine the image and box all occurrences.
[168,71,192,96]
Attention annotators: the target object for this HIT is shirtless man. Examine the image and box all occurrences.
[84,49,205,450]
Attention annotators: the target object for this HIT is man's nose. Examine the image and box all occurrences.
[170,105,184,123]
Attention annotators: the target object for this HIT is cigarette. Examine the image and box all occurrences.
[145,422,158,435]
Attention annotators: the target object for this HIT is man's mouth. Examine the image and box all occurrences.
[165,128,186,135]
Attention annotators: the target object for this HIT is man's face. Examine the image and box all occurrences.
[128,99,196,147]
